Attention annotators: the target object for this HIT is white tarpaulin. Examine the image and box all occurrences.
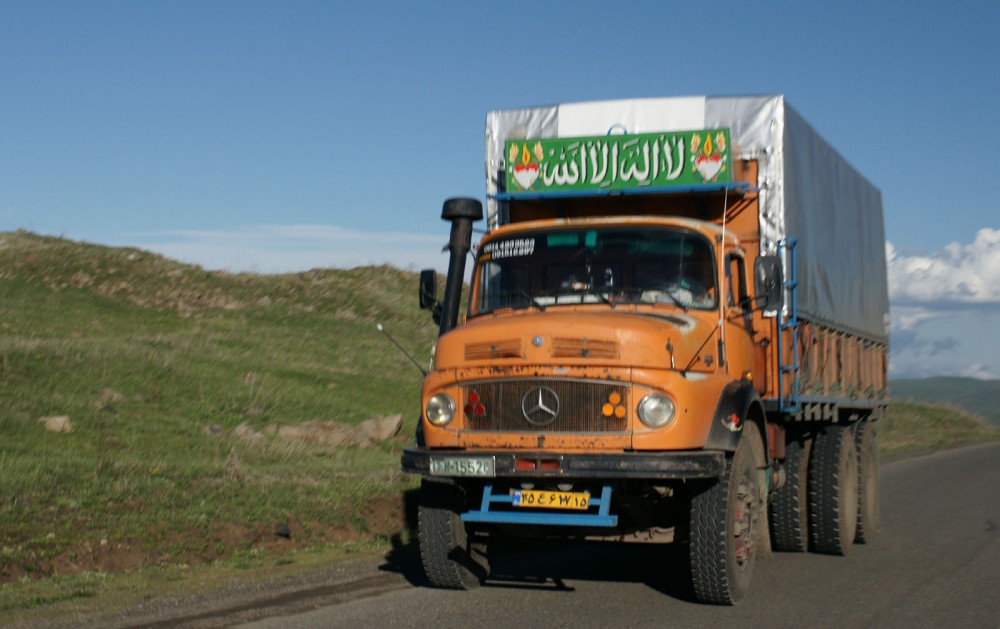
[484,95,889,341]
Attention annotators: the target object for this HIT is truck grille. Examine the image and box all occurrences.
[462,379,628,433]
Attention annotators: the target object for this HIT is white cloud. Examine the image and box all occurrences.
[886,229,1000,379]
[888,228,1000,306]
[129,224,453,274]
[960,363,1000,380]
[888,308,1000,379]
[890,305,940,331]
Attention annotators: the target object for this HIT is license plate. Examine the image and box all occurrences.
[512,489,591,510]
[429,456,495,477]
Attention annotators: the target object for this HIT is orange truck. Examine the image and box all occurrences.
[401,95,889,604]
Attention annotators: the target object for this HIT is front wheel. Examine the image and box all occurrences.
[417,479,488,589]
[689,422,763,605]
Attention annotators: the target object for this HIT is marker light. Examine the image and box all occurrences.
[464,390,487,417]
[426,394,456,426]
[602,391,627,419]
[637,394,676,428]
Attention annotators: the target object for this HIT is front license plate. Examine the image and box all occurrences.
[429,456,495,477]
[512,489,591,510]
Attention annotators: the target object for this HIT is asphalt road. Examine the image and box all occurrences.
[236,442,1000,629]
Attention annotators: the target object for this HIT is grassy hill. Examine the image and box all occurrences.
[891,377,1000,427]
[880,399,1000,455]
[0,231,435,586]
[0,230,997,613]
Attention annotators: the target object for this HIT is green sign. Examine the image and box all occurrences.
[504,129,731,195]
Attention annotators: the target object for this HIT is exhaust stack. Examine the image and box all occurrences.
[438,197,482,337]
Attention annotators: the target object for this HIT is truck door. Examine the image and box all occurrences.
[724,253,756,376]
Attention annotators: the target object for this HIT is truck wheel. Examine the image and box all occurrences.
[808,424,858,555]
[854,420,880,543]
[417,478,487,589]
[690,423,763,605]
[769,433,812,552]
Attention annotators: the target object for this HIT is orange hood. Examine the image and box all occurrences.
[434,308,719,373]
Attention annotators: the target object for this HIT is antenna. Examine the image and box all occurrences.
[376,323,427,377]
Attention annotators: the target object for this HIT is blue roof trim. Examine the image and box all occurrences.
[490,181,753,201]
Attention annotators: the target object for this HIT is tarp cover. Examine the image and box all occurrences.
[485,95,889,341]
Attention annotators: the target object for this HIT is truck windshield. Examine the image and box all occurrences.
[474,226,718,315]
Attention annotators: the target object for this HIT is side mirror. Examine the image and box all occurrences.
[419,269,438,310]
[754,255,784,311]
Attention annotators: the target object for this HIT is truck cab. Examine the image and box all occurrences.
[425,216,761,453]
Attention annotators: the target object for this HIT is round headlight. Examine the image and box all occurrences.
[425,393,456,426]
[637,394,676,428]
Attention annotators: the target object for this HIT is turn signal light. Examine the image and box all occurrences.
[464,390,487,417]
[601,391,627,419]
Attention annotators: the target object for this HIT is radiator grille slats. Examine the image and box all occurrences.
[463,379,628,433]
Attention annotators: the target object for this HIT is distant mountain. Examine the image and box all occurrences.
[891,377,1000,427]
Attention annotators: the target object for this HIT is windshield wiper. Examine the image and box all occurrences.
[659,285,689,312]
[517,289,547,312]
[553,283,614,307]
[583,287,614,307]
[626,285,689,311]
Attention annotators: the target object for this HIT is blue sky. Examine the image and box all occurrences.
[2,1,999,379]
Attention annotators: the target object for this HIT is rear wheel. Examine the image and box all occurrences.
[770,433,812,552]
[690,422,763,605]
[808,424,858,555]
[417,479,488,589]
[854,419,880,543]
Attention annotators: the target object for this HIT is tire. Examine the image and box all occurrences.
[690,422,763,605]
[769,433,812,552]
[854,420,880,543]
[417,478,487,589]
[808,424,858,555]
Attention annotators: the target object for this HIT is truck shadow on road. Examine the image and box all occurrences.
[480,539,696,602]
[378,491,697,602]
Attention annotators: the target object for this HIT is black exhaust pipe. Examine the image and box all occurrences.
[438,197,482,337]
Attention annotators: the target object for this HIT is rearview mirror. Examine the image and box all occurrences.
[754,255,784,311]
[419,269,438,310]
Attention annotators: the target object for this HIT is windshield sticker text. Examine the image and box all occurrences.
[483,238,535,259]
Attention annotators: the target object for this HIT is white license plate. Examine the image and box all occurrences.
[429,456,496,477]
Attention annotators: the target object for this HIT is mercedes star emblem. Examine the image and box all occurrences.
[521,386,560,426]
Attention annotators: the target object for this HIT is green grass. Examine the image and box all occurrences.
[0,231,430,586]
[0,540,390,625]
[880,399,1000,455]
[891,377,1000,426]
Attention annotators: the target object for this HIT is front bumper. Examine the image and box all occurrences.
[400,447,724,480]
